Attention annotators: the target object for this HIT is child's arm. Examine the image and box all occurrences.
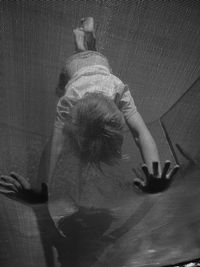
[126,112,161,174]
[126,112,179,193]
[118,84,179,192]
[48,126,65,179]
[48,95,72,179]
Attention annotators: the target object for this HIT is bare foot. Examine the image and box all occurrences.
[73,28,86,51]
[81,17,95,33]
[80,17,96,51]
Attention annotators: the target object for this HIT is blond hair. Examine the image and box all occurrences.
[65,92,124,167]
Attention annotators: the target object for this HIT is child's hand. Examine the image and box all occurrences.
[0,172,48,204]
[133,161,180,193]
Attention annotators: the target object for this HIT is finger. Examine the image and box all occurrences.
[1,175,22,189]
[0,181,19,192]
[133,178,146,191]
[141,164,150,178]
[166,165,180,180]
[161,160,171,179]
[152,162,159,177]
[10,172,31,190]
[0,187,16,194]
[133,178,146,186]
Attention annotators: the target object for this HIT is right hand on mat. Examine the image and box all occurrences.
[0,172,48,204]
[133,161,180,193]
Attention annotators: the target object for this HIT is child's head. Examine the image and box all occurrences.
[65,92,125,167]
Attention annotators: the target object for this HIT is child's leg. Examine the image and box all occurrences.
[56,28,86,97]
[84,32,97,51]
[81,17,95,33]
[73,17,96,52]
[81,17,97,51]
[73,28,86,52]
[56,18,99,96]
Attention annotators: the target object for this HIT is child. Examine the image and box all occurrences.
[0,18,179,196]
[50,17,179,192]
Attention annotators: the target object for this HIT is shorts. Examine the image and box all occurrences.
[63,51,112,79]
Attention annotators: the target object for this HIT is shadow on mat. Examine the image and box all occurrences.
[33,197,153,267]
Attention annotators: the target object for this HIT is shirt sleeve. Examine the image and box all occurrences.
[118,84,137,120]
[54,95,74,129]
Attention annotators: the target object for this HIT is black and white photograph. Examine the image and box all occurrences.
[0,0,200,266]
